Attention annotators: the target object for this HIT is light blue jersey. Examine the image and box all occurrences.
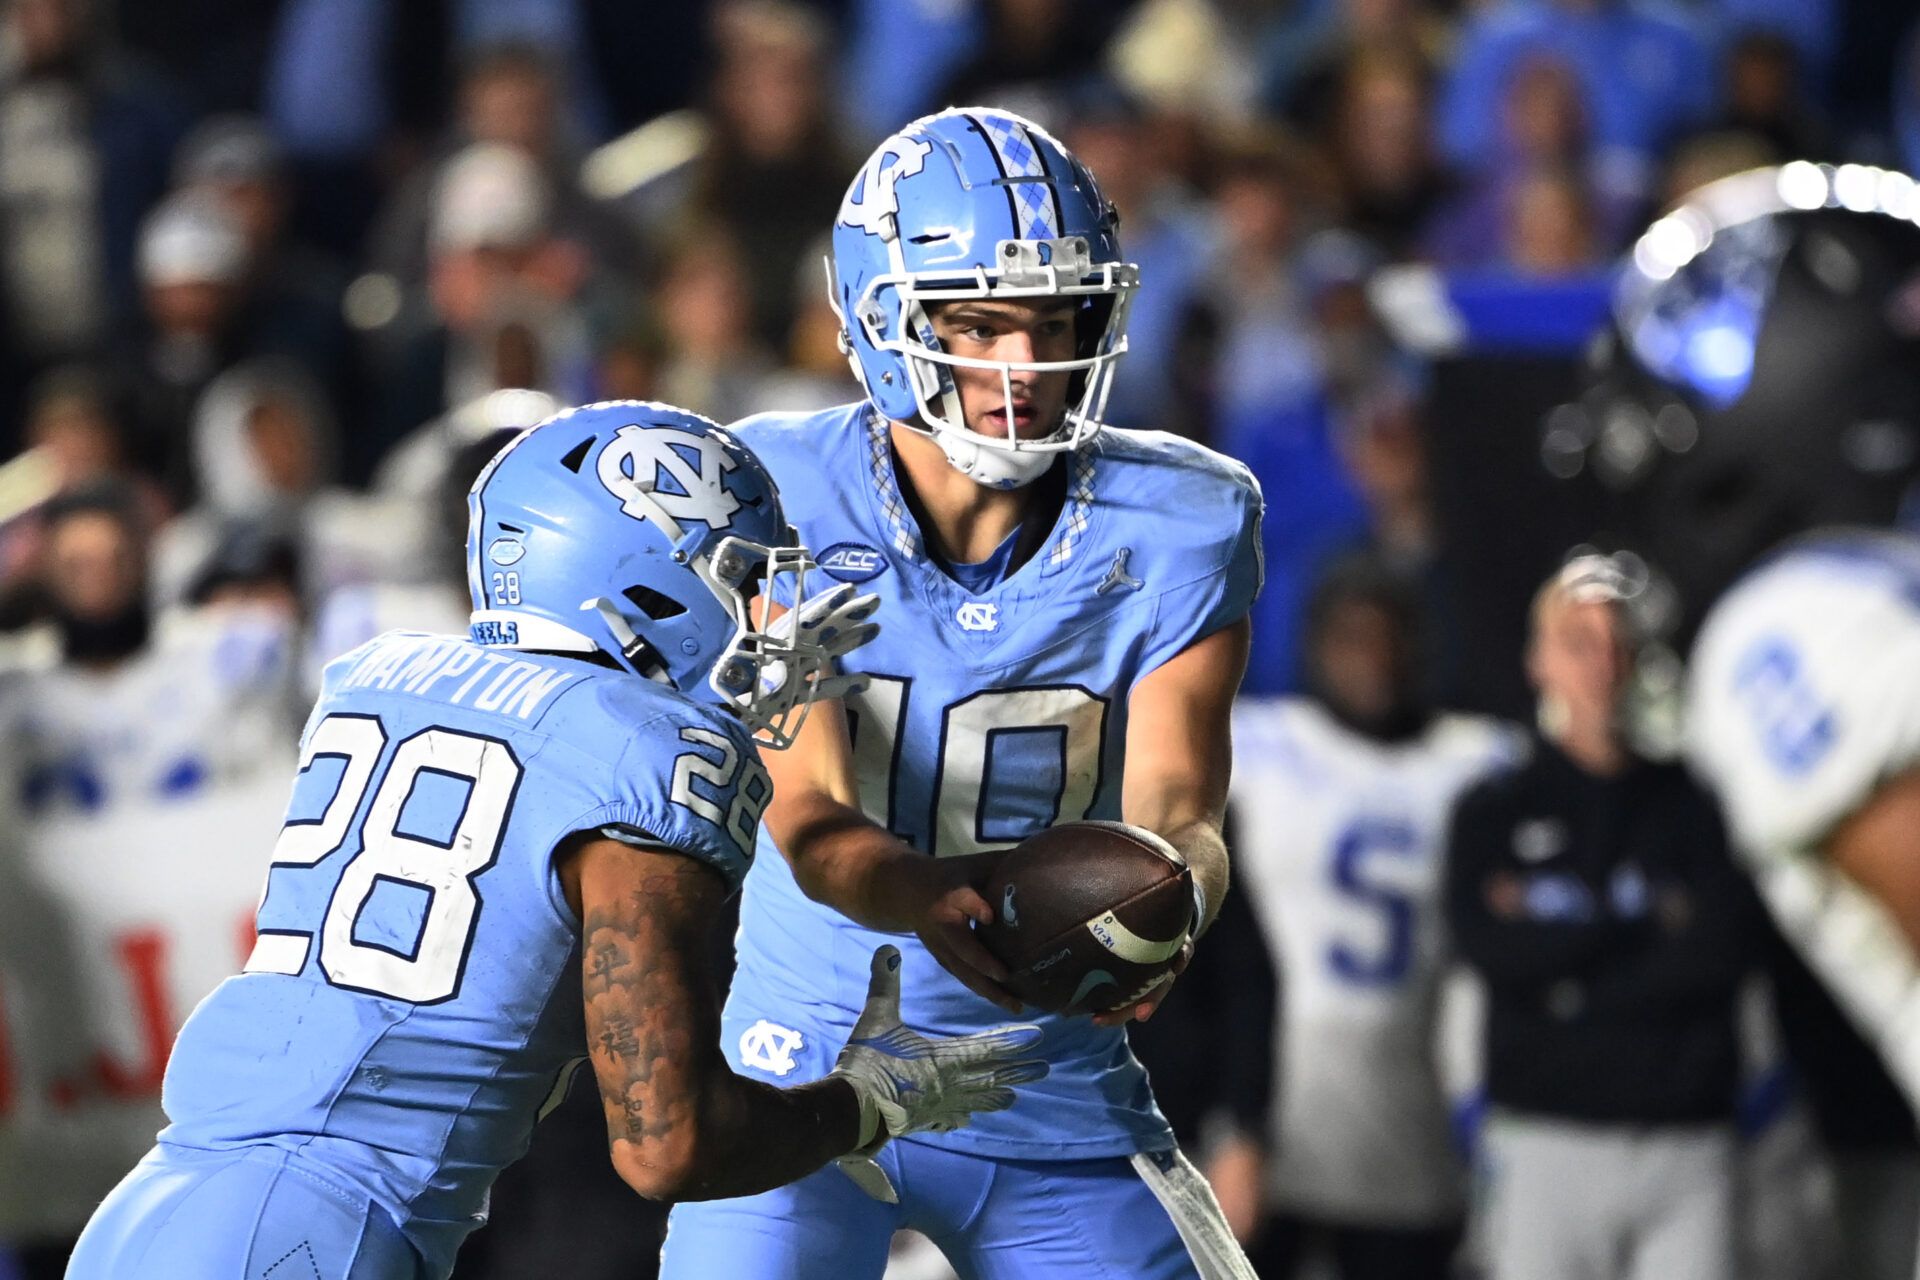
[722,404,1263,1158]
[149,631,767,1278]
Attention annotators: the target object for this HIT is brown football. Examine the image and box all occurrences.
[976,821,1195,1016]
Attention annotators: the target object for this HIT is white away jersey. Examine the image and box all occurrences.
[1689,530,1920,864]
[1688,530,1920,1105]
[726,403,1264,1158]
[1232,697,1517,1224]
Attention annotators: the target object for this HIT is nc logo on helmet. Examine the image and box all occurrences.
[839,134,933,238]
[596,424,741,532]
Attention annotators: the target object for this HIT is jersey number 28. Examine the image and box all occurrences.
[247,713,522,1004]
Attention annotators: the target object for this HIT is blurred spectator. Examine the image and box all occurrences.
[373,143,604,471]
[263,0,401,165]
[1438,0,1717,203]
[1426,55,1639,267]
[674,2,857,351]
[1188,124,1333,449]
[0,367,168,623]
[185,522,304,620]
[1444,555,1764,1280]
[262,0,453,255]
[118,192,257,495]
[838,0,980,142]
[0,0,189,368]
[1502,162,1603,276]
[1318,42,1452,261]
[175,114,360,432]
[1232,555,1518,1280]
[150,359,418,611]
[1065,83,1219,437]
[1340,386,1432,568]
[448,0,606,141]
[369,41,636,293]
[1192,128,1379,696]
[12,367,149,505]
[935,0,1127,121]
[0,483,300,1280]
[1714,29,1832,161]
[592,322,669,404]
[1262,0,1454,130]
[743,238,861,415]
[1714,0,1839,95]
[650,229,778,424]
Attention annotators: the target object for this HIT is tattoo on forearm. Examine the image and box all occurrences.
[596,1012,639,1061]
[580,855,862,1198]
[583,870,701,1155]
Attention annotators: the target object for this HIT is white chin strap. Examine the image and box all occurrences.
[935,429,1058,490]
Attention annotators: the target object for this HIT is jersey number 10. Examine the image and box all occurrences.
[846,677,1109,856]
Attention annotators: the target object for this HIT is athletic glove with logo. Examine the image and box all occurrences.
[828,945,1047,1202]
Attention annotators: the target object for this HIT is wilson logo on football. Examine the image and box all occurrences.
[817,541,888,584]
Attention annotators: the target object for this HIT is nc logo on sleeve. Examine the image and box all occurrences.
[739,1019,805,1077]
[597,424,741,532]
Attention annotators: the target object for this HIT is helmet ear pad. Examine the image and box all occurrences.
[842,278,920,423]
[1068,294,1117,404]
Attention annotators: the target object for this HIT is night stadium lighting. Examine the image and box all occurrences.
[1776,160,1829,211]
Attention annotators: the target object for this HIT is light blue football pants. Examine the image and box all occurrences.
[65,1143,423,1280]
[660,1139,1255,1279]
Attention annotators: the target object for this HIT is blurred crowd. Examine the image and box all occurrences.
[0,0,1914,671]
[1,0,1918,1277]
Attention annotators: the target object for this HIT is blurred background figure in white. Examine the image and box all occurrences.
[0,484,301,1279]
[1230,552,1517,1280]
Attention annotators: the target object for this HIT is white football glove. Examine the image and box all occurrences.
[766,581,880,704]
[828,945,1047,1202]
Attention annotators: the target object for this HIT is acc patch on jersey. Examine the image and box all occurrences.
[817,541,888,584]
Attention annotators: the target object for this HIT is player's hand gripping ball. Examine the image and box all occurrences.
[975,821,1195,1017]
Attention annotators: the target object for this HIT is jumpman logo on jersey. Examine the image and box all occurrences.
[1096,548,1144,595]
[739,1019,805,1077]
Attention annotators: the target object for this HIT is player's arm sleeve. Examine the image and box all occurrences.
[1441,780,1626,988]
[587,716,769,892]
[1138,469,1265,677]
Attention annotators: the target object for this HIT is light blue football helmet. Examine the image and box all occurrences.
[466,400,841,746]
[829,107,1141,489]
